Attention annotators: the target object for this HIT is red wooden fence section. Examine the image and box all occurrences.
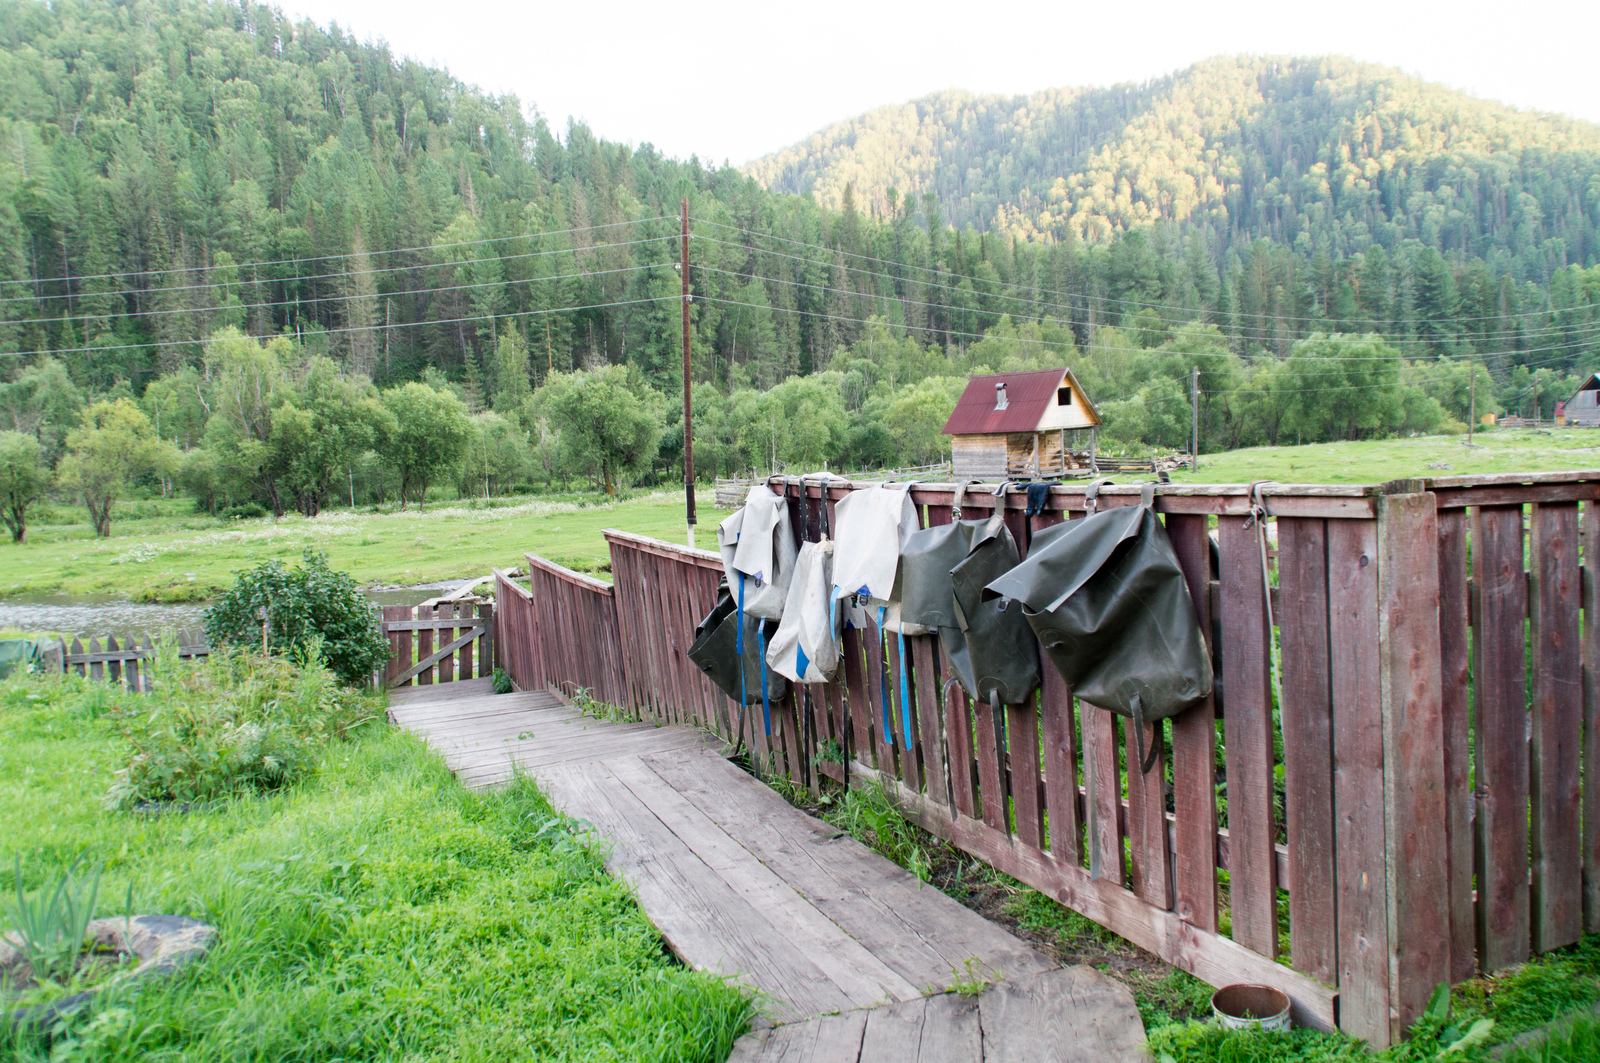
[496,470,1600,1047]
[380,601,495,688]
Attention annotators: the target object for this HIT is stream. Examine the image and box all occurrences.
[0,584,465,641]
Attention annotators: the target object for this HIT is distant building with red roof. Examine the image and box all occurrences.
[942,368,1102,481]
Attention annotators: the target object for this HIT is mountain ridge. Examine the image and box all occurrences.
[746,55,1600,270]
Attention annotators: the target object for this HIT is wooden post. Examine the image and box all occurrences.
[1377,485,1452,1043]
[681,196,696,549]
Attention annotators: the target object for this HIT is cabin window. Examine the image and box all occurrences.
[1057,386,1072,406]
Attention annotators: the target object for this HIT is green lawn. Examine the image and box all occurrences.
[1171,427,1600,485]
[0,491,706,602]
[0,671,751,1061]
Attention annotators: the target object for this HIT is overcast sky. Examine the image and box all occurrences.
[282,0,1599,168]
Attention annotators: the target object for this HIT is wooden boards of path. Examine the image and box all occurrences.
[727,966,1148,1063]
[386,681,1061,1027]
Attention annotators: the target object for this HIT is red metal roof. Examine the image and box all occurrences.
[942,368,1072,435]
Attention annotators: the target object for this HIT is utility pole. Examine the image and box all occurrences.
[681,197,696,549]
[1468,363,1476,446]
[1190,366,1200,474]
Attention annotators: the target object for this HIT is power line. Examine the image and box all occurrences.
[697,266,1600,367]
[695,231,1593,348]
[0,235,676,307]
[1,216,675,288]
[0,296,673,361]
[697,218,1578,333]
[0,262,667,330]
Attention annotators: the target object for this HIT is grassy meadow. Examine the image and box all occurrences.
[0,428,1596,603]
[0,670,752,1061]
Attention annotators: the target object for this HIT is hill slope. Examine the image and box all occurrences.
[748,56,1600,274]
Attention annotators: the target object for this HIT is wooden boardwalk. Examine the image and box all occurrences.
[389,679,1147,1059]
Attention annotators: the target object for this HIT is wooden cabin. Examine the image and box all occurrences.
[942,368,1102,481]
[1561,373,1600,425]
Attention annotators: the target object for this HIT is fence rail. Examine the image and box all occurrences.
[37,609,496,692]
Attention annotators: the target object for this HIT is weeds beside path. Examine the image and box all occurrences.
[0,673,751,1061]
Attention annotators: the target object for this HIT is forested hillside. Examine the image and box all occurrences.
[0,1,1598,529]
[749,56,1600,278]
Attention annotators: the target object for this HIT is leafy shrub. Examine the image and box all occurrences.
[204,549,389,685]
[221,501,268,520]
[6,854,101,985]
[105,644,378,808]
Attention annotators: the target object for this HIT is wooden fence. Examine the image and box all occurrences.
[494,470,1599,1046]
[53,630,209,690]
[380,602,496,688]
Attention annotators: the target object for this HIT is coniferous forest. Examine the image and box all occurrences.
[2,0,1600,521]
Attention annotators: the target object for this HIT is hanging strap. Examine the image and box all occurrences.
[1245,481,1283,719]
[736,573,748,708]
[1140,481,1157,508]
[897,624,913,750]
[1083,476,1115,514]
[876,605,894,747]
[1131,695,1160,775]
[758,623,772,736]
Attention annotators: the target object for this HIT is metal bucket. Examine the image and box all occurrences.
[1211,984,1291,1032]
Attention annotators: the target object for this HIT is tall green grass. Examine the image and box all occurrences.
[1,672,752,1061]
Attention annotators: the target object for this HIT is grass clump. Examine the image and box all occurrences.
[101,643,379,809]
[0,669,752,1061]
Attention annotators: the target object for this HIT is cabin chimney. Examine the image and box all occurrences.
[994,382,1008,410]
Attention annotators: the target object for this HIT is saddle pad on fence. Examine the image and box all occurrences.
[766,540,840,684]
[717,483,798,621]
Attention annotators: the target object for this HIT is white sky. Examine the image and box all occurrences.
[283,0,1600,168]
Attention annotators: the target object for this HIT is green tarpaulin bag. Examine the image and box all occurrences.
[688,578,789,709]
[899,483,1039,708]
[0,639,38,680]
[983,482,1212,773]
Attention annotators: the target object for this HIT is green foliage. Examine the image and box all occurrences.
[0,678,753,1060]
[0,431,48,543]
[820,779,936,881]
[378,382,474,509]
[5,854,101,986]
[55,400,177,537]
[105,644,378,808]
[532,367,663,494]
[491,668,515,695]
[203,549,390,685]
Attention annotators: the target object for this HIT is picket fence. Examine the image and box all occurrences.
[495,470,1597,1046]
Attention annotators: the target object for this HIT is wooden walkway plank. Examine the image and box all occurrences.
[727,1011,869,1063]
[978,966,1146,1063]
[642,749,1056,991]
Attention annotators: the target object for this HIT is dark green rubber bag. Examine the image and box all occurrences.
[983,493,1212,772]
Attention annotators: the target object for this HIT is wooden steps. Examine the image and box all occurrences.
[387,681,1146,1058]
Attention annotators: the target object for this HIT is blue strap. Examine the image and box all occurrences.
[876,606,893,746]
[758,623,771,736]
[897,625,913,751]
[736,573,748,710]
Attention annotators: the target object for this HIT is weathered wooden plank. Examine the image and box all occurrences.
[1530,502,1583,953]
[536,761,865,1022]
[1377,490,1452,1039]
[979,966,1147,1063]
[1124,717,1172,910]
[1082,707,1122,884]
[1327,518,1388,1043]
[1165,512,1219,932]
[1216,514,1278,958]
[912,636,947,807]
[1431,482,1600,509]
[864,616,895,777]
[1472,504,1531,972]
[972,688,1009,835]
[1009,697,1045,851]
[1275,517,1337,984]
[841,627,874,773]
[643,749,1054,992]
[1436,507,1476,980]
[858,994,981,1063]
[1585,502,1600,935]
[1039,658,1081,866]
[727,1010,869,1063]
[942,643,977,821]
